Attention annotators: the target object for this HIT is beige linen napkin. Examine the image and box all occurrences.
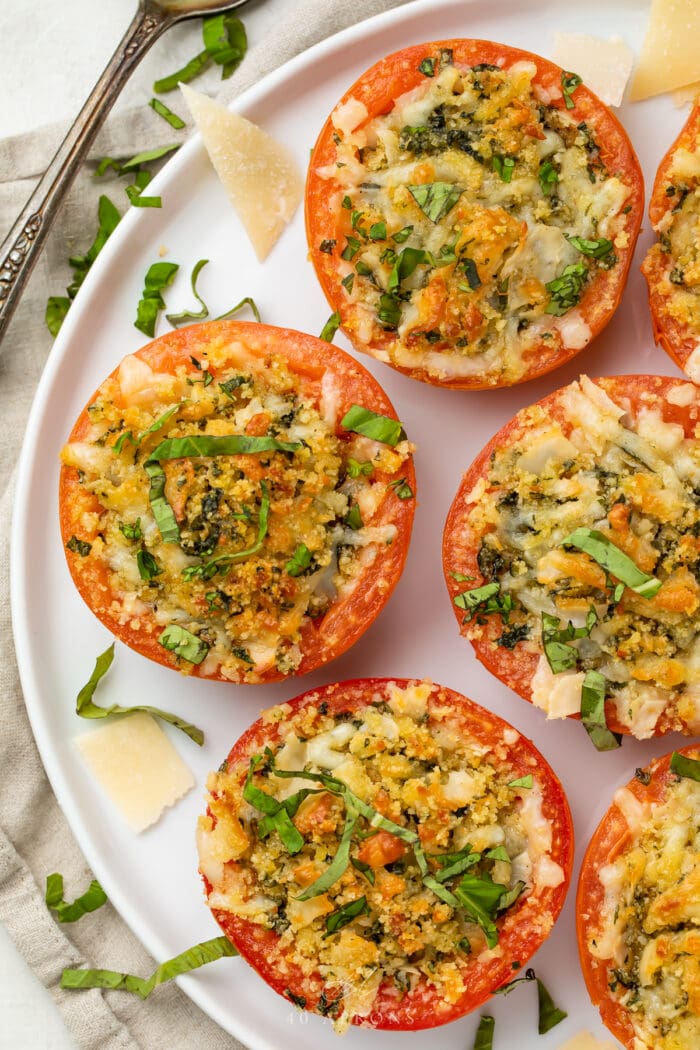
[0,1,407,1047]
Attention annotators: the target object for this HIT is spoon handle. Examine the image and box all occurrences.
[0,1,174,347]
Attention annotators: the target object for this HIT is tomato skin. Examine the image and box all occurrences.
[576,744,700,1048]
[642,103,700,378]
[305,39,644,390]
[442,374,700,737]
[59,321,415,684]
[203,677,574,1030]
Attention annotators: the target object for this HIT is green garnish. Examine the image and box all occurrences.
[347,458,373,478]
[473,1015,495,1050]
[119,519,142,541]
[453,582,513,623]
[320,311,341,342]
[418,58,435,77]
[149,434,300,459]
[144,461,180,543]
[341,236,362,260]
[566,235,615,260]
[542,607,597,674]
[389,478,414,499]
[324,896,369,936]
[154,52,210,94]
[121,144,180,172]
[165,258,210,326]
[214,295,261,322]
[545,262,588,315]
[408,182,463,223]
[460,257,481,290]
[62,936,237,997]
[46,874,107,924]
[344,503,363,530]
[369,221,387,240]
[297,807,360,900]
[388,247,432,291]
[136,549,161,581]
[66,535,91,557]
[393,225,413,243]
[508,775,533,789]
[134,261,180,337]
[149,97,186,129]
[492,155,515,182]
[341,405,405,446]
[350,857,375,884]
[341,273,354,293]
[76,644,203,744]
[243,755,305,854]
[377,292,402,327]
[286,544,312,577]
[538,160,558,195]
[154,14,246,92]
[183,482,270,579]
[562,527,662,598]
[537,977,568,1033]
[453,872,508,949]
[125,168,161,209]
[581,670,621,751]
[159,624,209,665]
[561,71,582,109]
[670,751,700,782]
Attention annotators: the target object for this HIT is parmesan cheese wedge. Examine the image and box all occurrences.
[630,0,700,101]
[75,712,194,832]
[557,1034,619,1050]
[180,83,302,261]
[552,33,634,107]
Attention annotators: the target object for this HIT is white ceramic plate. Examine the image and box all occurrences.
[11,1,694,1046]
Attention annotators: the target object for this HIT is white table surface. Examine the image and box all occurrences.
[0,2,298,1046]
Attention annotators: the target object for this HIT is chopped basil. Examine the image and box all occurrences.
[159,624,209,665]
[581,670,621,751]
[492,155,515,182]
[350,857,375,884]
[324,896,369,936]
[495,966,536,995]
[418,57,435,77]
[393,225,413,243]
[214,295,261,323]
[136,549,161,581]
[496,880,525,912]
[62,936,237,997]
[134,261,180,337]
[319,311,341,342]
[545,261,588,316]
[388,246,432,291]
[453,872,507,949]
[119,519,142,541]
[243,756,305,853]
[344,503,363,530]
[144,461,180,543]
[184,482,270,579]
[201,13,247,79]
[542,607,597,674]
[453,582,514,623]
[66,535,91,557]
[341,273,354,293]
[149,97,185,129]
[166,258,210,326]
[75,643,204,744]
[562,70,582,109]
[341,405,405,446]
[460,257,481,290]
[341,235,362,260]
[121,144,180,172]
[562,527,662,598]
[347,458,373,478]
[377,292,402,327]
[538,160,558,194]
[154,51,210,93]
[566,234,615,260]
[46,297,71,337]
[433,847,480,883]
[473,1016,495,1050]
[485,846,511,863]
[296,807,360,900]
[670,750,700,782]
[149,434,300,460]
[45,874,107,924]
[286,544,312,577]
[537,977,568,1033]
[369,221,387,240]
[408,182,463,223]
[341,195,352,209]
[508,775,533,789]
[389,477,414,500]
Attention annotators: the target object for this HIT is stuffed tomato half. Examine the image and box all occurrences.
[198,677,573,1033]
[59,322,415,684]
[577,746,700,1050]
[443,375,700,742]
[642,101,700,381]
[306,39,643,389]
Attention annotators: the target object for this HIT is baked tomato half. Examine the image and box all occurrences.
[577,745,700,1050]
[642,101,700,381]
[443,374,700,741]
[306,39,643,389]
[59,321,415,684]
[198,677,573,1033]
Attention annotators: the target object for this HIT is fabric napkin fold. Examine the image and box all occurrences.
[0,1,407,1047]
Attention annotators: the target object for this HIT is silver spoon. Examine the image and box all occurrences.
[0,0,254,346]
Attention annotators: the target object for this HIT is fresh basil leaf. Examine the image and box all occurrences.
[562,527,662,598]
[344,503,363,530]
[121,144,180,172]
[66,535,92,557]
[139,403,183,446]
[350,857,375,884]
[393,225,413,244]
[538,160,558,195]
[542,609,597,674]
[154,51,210,94]
[581,670,621,751]
[473,1016,495,1050]
[46,873,107,924]
[324,896,369,937]
[496,880,525,912]
[434,850,480,882]
[136,549,161,581]
[214,295,261,323]
[369,221,387,240]
[150,434,299,460]
[76,644,203,744]
[537,977,568,1033]
[377,292,401,327]
[144,461,180,543]
[166,258,210,326]
[495,966,536,995]
[485,846,511,862]
[670,750,700,782]
[119,519,142,541]
[61,936,237,997]
[341,405,405,446]
[135,261,179,337]
[159,624,209,665]
[492,155,515,183]
[460,257,481,290]
[149,97,186,129]
[454,582,514,625]
[389,477,414,499]
[347,458,373,478]
[295,807,359,900]
[286,544,312,577]
[243,756,305,853]
[561,71,582,109]
[507,775,533,789]
[46,296,71,336]
[419,58,435,77]
[388,247,432,291]
[453,872,507,949]
[566,234,614,260]
[202,13,247,79]
[320,311,341,342]
[341,235,362,261]
[125,187,161,208]
[95,157,122,177]
[407,182,463,223]
[545,261,588,315]
[186,482,270,578]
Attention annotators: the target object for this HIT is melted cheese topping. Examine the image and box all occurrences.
[589,772,700,1050]
[199,681,561,1031]
[459,376,700,737]
[62,340,410,681]
[314,52,633,384]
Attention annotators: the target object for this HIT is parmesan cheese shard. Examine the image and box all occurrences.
[552,33,634,107]
[74,712,194,833]
[180,84,302,261]
[630,0,700,102]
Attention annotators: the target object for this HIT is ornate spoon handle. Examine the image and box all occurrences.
[0,2,174,346]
